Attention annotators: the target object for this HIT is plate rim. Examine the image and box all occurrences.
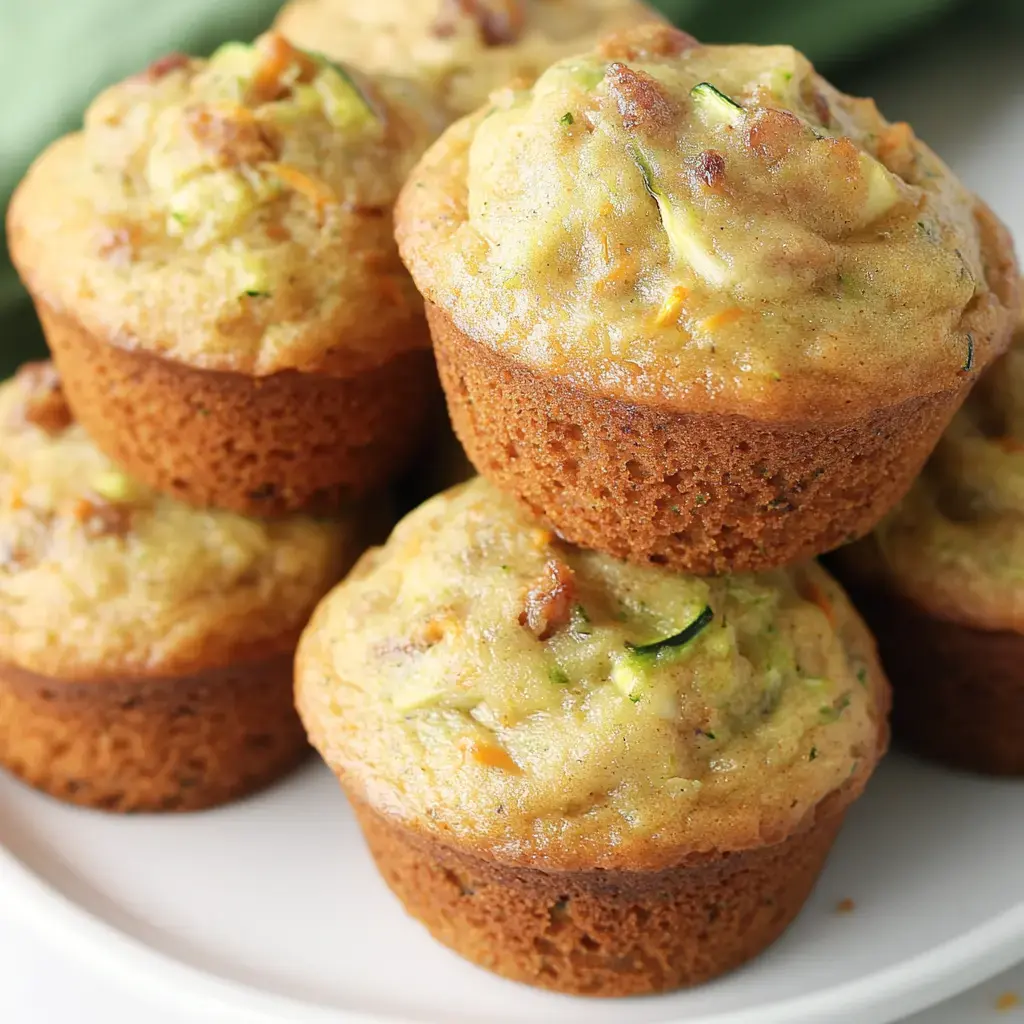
[1,808,1023,1024]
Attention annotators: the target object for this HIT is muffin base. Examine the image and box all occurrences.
[0,655,308,812]
[836,582,1024,776]
[430,304,975,574]
[40,303,438,516]
[351,796,845,996]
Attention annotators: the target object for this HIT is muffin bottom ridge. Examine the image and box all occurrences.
[41,302,437,517]
[430,304,972,575]
[352,793,848,996]
[0,654,309,812]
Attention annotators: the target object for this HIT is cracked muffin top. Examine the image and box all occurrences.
[275,0,662,118]
[397,24,1018,421]
[7,34,443,377]
[867,303,1024,633]
[296,477,888,869]
[0,364,356,679]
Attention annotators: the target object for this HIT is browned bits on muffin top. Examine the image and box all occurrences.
[518,557,576,639]
[432,0,526,46]
[16,363,73,436]
[598,23,700,61]
[605,63,676,134]
[143,52,192,82]
[185,107,280,168]
[745,108,807,164]
[71,496,136,539]
[693,148,726,190]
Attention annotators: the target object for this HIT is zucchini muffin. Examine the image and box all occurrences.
[0,363,359,811]
[296,478,890,995]
[275,0,663,119]
[7,34,443,516]
[834,307,1024,775]
[396,25,1020,574]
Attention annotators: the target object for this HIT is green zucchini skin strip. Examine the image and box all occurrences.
[625,604,715,655]
[628,145,730,287]
[690,82,744,126]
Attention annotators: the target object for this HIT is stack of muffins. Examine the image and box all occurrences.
[293,13,1018,998]
[0,32,452,811]
[3,0,1021,1003]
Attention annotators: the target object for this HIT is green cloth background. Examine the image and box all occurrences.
[0,0,1012,373]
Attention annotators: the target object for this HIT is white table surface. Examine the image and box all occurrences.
[2,18,1024,1024]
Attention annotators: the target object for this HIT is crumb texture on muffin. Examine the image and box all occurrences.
[297,478,888,870]
[433,302,967,574]
[41,303,436,515]
[0,364,352,678]
[275,0,663,117]
[867,310,1024,631]
[8,34,442,376]
[397,29,1018,418]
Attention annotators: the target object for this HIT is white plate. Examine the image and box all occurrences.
[4,25,1024,1024]
[2,752,1023,1024]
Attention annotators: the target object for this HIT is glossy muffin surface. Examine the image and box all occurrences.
[276,0,662,117]
[870,312,1024,631]
[8,35,441,376]
[297,478,888,870]
[0,364,352,678]
[398,27,1016,419]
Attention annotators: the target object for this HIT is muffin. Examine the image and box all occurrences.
[275,0,664,119]
[7,34,443,516]
[296,478,890,995]
[833,308,1024,775]
[396,26,1020,575]
[0,362,361,811]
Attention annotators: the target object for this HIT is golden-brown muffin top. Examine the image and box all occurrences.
[8,35,443,377]
[0,363,356,679]
[275,0,662,118]
[296,477,888,869]
[869,303,1024,632]
[397,25,1018,421]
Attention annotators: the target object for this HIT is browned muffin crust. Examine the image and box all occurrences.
[353,790,847,996]
[42,304,438,516]
[432,303,974,574]
[833,577,1024,776]
[0,654,309,812]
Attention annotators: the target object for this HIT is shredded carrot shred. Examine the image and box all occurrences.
[699,307,743,332]
[530,528,553,549]
[655,285,689,327]
[249,34,318,104]
[210,102,258,124]
[459,738,522,774]
[70,498,95,523]
[265,163,336,208]
[835,898,856,914]
[595,253,638,293]
[420,615,460,645]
